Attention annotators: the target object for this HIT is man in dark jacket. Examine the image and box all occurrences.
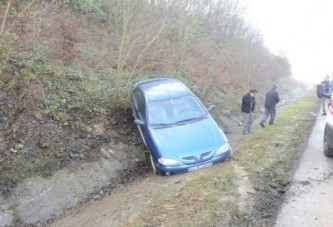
[321,75,332,115]
[260,83,280,128]
[241,89,257,134]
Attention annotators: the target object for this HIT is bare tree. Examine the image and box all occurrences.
[99,0,168,98]
[0,0,11,37]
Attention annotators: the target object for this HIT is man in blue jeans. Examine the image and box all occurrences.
[241,89,258,134]
[321,75,332,115]
[260,83,280,128]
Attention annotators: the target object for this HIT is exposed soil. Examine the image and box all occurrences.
[0,85,146,194]
[0,87,154,226]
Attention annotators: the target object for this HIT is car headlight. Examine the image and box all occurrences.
[158,158,182,165]
[214,143,231,156]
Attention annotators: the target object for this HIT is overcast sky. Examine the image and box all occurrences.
[242,0,333,84]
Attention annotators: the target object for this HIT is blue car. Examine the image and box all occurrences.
[130,78,232,175]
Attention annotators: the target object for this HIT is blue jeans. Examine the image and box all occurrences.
[322,97,329,114]
[243,112,255,132]
[261,107,276,125]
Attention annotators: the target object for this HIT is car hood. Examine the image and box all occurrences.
[149,118,227,159]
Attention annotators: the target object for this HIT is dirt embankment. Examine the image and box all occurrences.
[0,87,151,226]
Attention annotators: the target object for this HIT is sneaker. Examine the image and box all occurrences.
[243,131,249,134]
[260,122,265,128]
[322,113,327,116]
[269,123,275,125]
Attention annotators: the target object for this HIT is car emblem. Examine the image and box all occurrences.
[195,155,202,161]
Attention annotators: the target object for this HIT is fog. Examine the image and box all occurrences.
[243,0,333,84]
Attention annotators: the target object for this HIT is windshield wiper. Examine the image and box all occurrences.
[174,116,206,125]
[150,123,174,129]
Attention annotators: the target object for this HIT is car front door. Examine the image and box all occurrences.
[132,89,148,145]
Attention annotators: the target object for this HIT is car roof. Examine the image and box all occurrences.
[132,78,191,102]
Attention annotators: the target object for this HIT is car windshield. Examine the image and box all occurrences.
[147,95,207,126]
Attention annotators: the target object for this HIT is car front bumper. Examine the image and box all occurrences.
[154,149,232,175]
[325,123,333,148]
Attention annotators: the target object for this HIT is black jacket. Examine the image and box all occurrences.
[264,89,280,108]
[241,93,254,113]
[321,80,331,93]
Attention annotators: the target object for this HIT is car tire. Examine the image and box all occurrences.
[150,155,159,174]
[324,130,333,157]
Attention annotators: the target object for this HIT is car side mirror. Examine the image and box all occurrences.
[207,105,216,112]
[317,84,331,98]
[134,119,145,125]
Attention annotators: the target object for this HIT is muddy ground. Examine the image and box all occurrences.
[275,114,333,226]
[0,87,316,226]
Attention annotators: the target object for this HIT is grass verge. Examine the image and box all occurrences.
[232,93,320,225]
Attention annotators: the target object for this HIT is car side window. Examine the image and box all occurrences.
[133,89,146,121]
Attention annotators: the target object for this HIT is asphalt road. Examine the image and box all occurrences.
[275,113,333,226]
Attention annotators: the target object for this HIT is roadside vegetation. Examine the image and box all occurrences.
[0,0,307,201]
[125,93,319,226]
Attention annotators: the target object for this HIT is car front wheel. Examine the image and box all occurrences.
[324,130,333,157]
